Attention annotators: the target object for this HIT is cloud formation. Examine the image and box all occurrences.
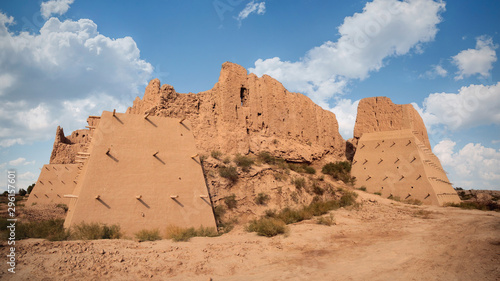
[250,0,445,136]
[236,1,265,25]
[434,140,500,190]
[414,82,500,131]
[41,0,74,19]
[420,64,448,79]
[0,12,153,147]
[452,36,498,80]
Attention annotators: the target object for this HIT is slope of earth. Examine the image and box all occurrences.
[1,191,499,281]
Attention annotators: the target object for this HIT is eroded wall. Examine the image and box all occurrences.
[351,130,460,205]
[64,111,216,235]
[127,62,345,162]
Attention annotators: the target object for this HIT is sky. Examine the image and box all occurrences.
[0,0,499,191]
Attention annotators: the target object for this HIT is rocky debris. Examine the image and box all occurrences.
[353,96,430,149]
[127,62,346,163]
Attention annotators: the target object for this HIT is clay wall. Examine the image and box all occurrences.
[351,130,460,205]
[64,111,216,235]
[26,164,80,206]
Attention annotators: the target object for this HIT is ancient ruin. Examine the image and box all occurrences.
[26,164,79,206]
[350,97,461,205]
[63,111,216,234]
[28,63,461,235]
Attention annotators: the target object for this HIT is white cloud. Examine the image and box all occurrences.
[329,99,360,139]
[0,12,153,147]
[9,157,27,166]
[416,82,500,131]
[41,0,75,19]
[434,140,500,190]
[420,64,448,79]
[236,1,265,26]
[250,0,445,135]
[452,36,498,80]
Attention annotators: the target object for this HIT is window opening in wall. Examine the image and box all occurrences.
[240,87,249,106]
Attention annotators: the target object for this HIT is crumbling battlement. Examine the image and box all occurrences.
[353,97,430,149]
[127,62,346,163]
[50,116,101,164]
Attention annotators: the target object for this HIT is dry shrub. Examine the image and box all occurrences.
[165,225,218,242]
[135,229,162,241]
[70,222,122,240]
[246,218,287,237]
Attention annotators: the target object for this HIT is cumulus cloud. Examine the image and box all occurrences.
[236,1,265,26]
[434,140,500,190]
[415,82,500,131]
[9,158,26,166]
[420,64,448,79]
[250,0,445,135]
[0,12,153,147]
[452,36,498,80]
[329,99,360,138]
[41,0,74,19]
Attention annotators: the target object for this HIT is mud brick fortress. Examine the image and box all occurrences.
[28,62,460,234]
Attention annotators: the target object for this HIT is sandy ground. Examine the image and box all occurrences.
[1,191,499,281]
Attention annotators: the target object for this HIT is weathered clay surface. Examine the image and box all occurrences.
[127,62,346,162]
[353,97,430,149]
[50,117,98,164]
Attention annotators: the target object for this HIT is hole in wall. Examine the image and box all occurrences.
[240,87,249,106]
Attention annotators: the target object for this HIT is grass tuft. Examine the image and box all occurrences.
[70,222,122,240]
[246,218,287,237]
[165,225,218,242]
[219,166,238,182]
[234,154,254,172]
[135,229,162,241]
[255,192,270,205]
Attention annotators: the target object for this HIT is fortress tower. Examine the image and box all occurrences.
[351,97,460,205]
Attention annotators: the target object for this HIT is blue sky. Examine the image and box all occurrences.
[0,0,499,191]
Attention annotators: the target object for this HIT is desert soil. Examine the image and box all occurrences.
[1,191,499,281]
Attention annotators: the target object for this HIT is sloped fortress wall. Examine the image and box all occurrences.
[26,164,80,206]
[64,111,216,235]
[351,130,460,205]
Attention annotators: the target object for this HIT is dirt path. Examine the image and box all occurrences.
[1,192,499,281]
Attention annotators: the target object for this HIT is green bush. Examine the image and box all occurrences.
[219,166,238,182]
[304,166,316,175]
[246,218,287,237]
[56,203,68,212]
[374,192,382,196]
[223,156,231,164]
[211,150,222,159]
[255,193,270,205]
[18,188,27,196]
[165,225,219,242]
[234,154,254,172]
[291,177,306,189]
[312,183,324,195]
[135,229,162,241]
[257,151,277,164]
[70,222,122,240]
[16,219,69,241]
[357,186,367,191]
[340,191,358,207]
[224,194,237,209]
[321,161,355,184]
[27,183,35,194]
